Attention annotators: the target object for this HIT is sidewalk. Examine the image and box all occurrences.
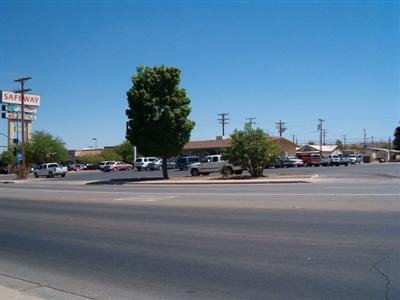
[0,275,88,300]
[1,286,43,300]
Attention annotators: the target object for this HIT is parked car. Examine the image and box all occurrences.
[330,155,341,166]
[327,154,350,166]
[134,157,157,171]
[274,156,304,168]
[166,161,177,169]
[147,159,177,171]
[320,156,333,166]
[0,166,8,174]
[338,153,351,166]
[350,154,363,164]
[189,154,242,176]
[103,161,133,172]
[296,153,321,167]
[176,156,200,170]
[147,159,162,171]
[67,163,85,171]
[33,163,68,178]
[99,161,116,171]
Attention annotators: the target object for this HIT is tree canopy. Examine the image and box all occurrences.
[0,149,15,167]
[126,66,195,179]
[225,125,279,177]
[26,130,68,165]
[114,140,134,162]
[393,126,400,150]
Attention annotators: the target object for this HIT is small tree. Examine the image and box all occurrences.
[101,149,122,161]
[114,140,134,162]
[393,126,400,150]
[336,139,344,151]
[79,154,104,165]
[0,149,15,167]
[26,130,68,165]
[126,66,195,179]
[226,125,279,177]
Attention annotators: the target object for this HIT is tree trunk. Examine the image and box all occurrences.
[162,158,169,179]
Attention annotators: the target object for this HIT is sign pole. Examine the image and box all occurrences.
[14,77,31,179]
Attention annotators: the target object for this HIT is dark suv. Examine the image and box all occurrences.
[176,156,200,170]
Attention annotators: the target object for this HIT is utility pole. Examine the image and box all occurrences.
[275,120,287,137]
[342,134,348,152]
[217,113,229,137]
[322,129,327,145]
[363,128,367,148]
[246,117,256,129]
[318,119,324,156]
[14,76,31,179]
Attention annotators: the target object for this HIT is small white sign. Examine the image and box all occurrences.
[2,112,38,121]
[3,104,38,113]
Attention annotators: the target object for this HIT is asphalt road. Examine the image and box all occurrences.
[0,163,399,299]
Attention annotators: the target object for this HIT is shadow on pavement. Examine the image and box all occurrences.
[86,177,165,185]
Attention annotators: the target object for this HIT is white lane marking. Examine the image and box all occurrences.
[1,188,399,197]
[114,195,178,202]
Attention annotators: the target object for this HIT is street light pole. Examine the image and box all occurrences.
[92,137,97,150]
[14,76,31,179]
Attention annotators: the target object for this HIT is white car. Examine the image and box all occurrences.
[134,157,157,171]
[320,156,332,166]
[99,161,116,171]
[275,156,304,168]
[350,154,363,164]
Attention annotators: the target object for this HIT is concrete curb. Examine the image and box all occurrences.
[0,174,318,185]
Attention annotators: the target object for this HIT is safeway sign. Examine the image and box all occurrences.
[1,91,41,106]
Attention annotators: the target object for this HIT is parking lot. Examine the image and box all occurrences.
[1,162,398,183]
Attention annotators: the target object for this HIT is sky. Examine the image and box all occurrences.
[1,0,399,150]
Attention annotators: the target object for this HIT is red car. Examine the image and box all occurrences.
[67,164,84,171]
[296,153,321,167]
[103,161,133,172]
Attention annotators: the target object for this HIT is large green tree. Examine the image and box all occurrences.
[26,130,68,165]
[225,125,279,177]
[126,66,195,179]
[393,126,400,150]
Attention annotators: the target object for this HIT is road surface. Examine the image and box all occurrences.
[1,163,399,299]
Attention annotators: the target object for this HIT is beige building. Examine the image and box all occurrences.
[296,144,341,156]
[181,136,297,158]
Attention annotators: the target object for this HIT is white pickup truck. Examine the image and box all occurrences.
[189,154,243,176]
[33,163,68,178]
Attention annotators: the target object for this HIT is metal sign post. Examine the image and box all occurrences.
[14,77,31,179]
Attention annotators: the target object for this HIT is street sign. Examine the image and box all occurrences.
[2,112,38,121]
[1,90,41,106]
[1,104,37,113]
[17,152,22,161]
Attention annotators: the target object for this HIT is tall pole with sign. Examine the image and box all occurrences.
[14,77,31,179]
